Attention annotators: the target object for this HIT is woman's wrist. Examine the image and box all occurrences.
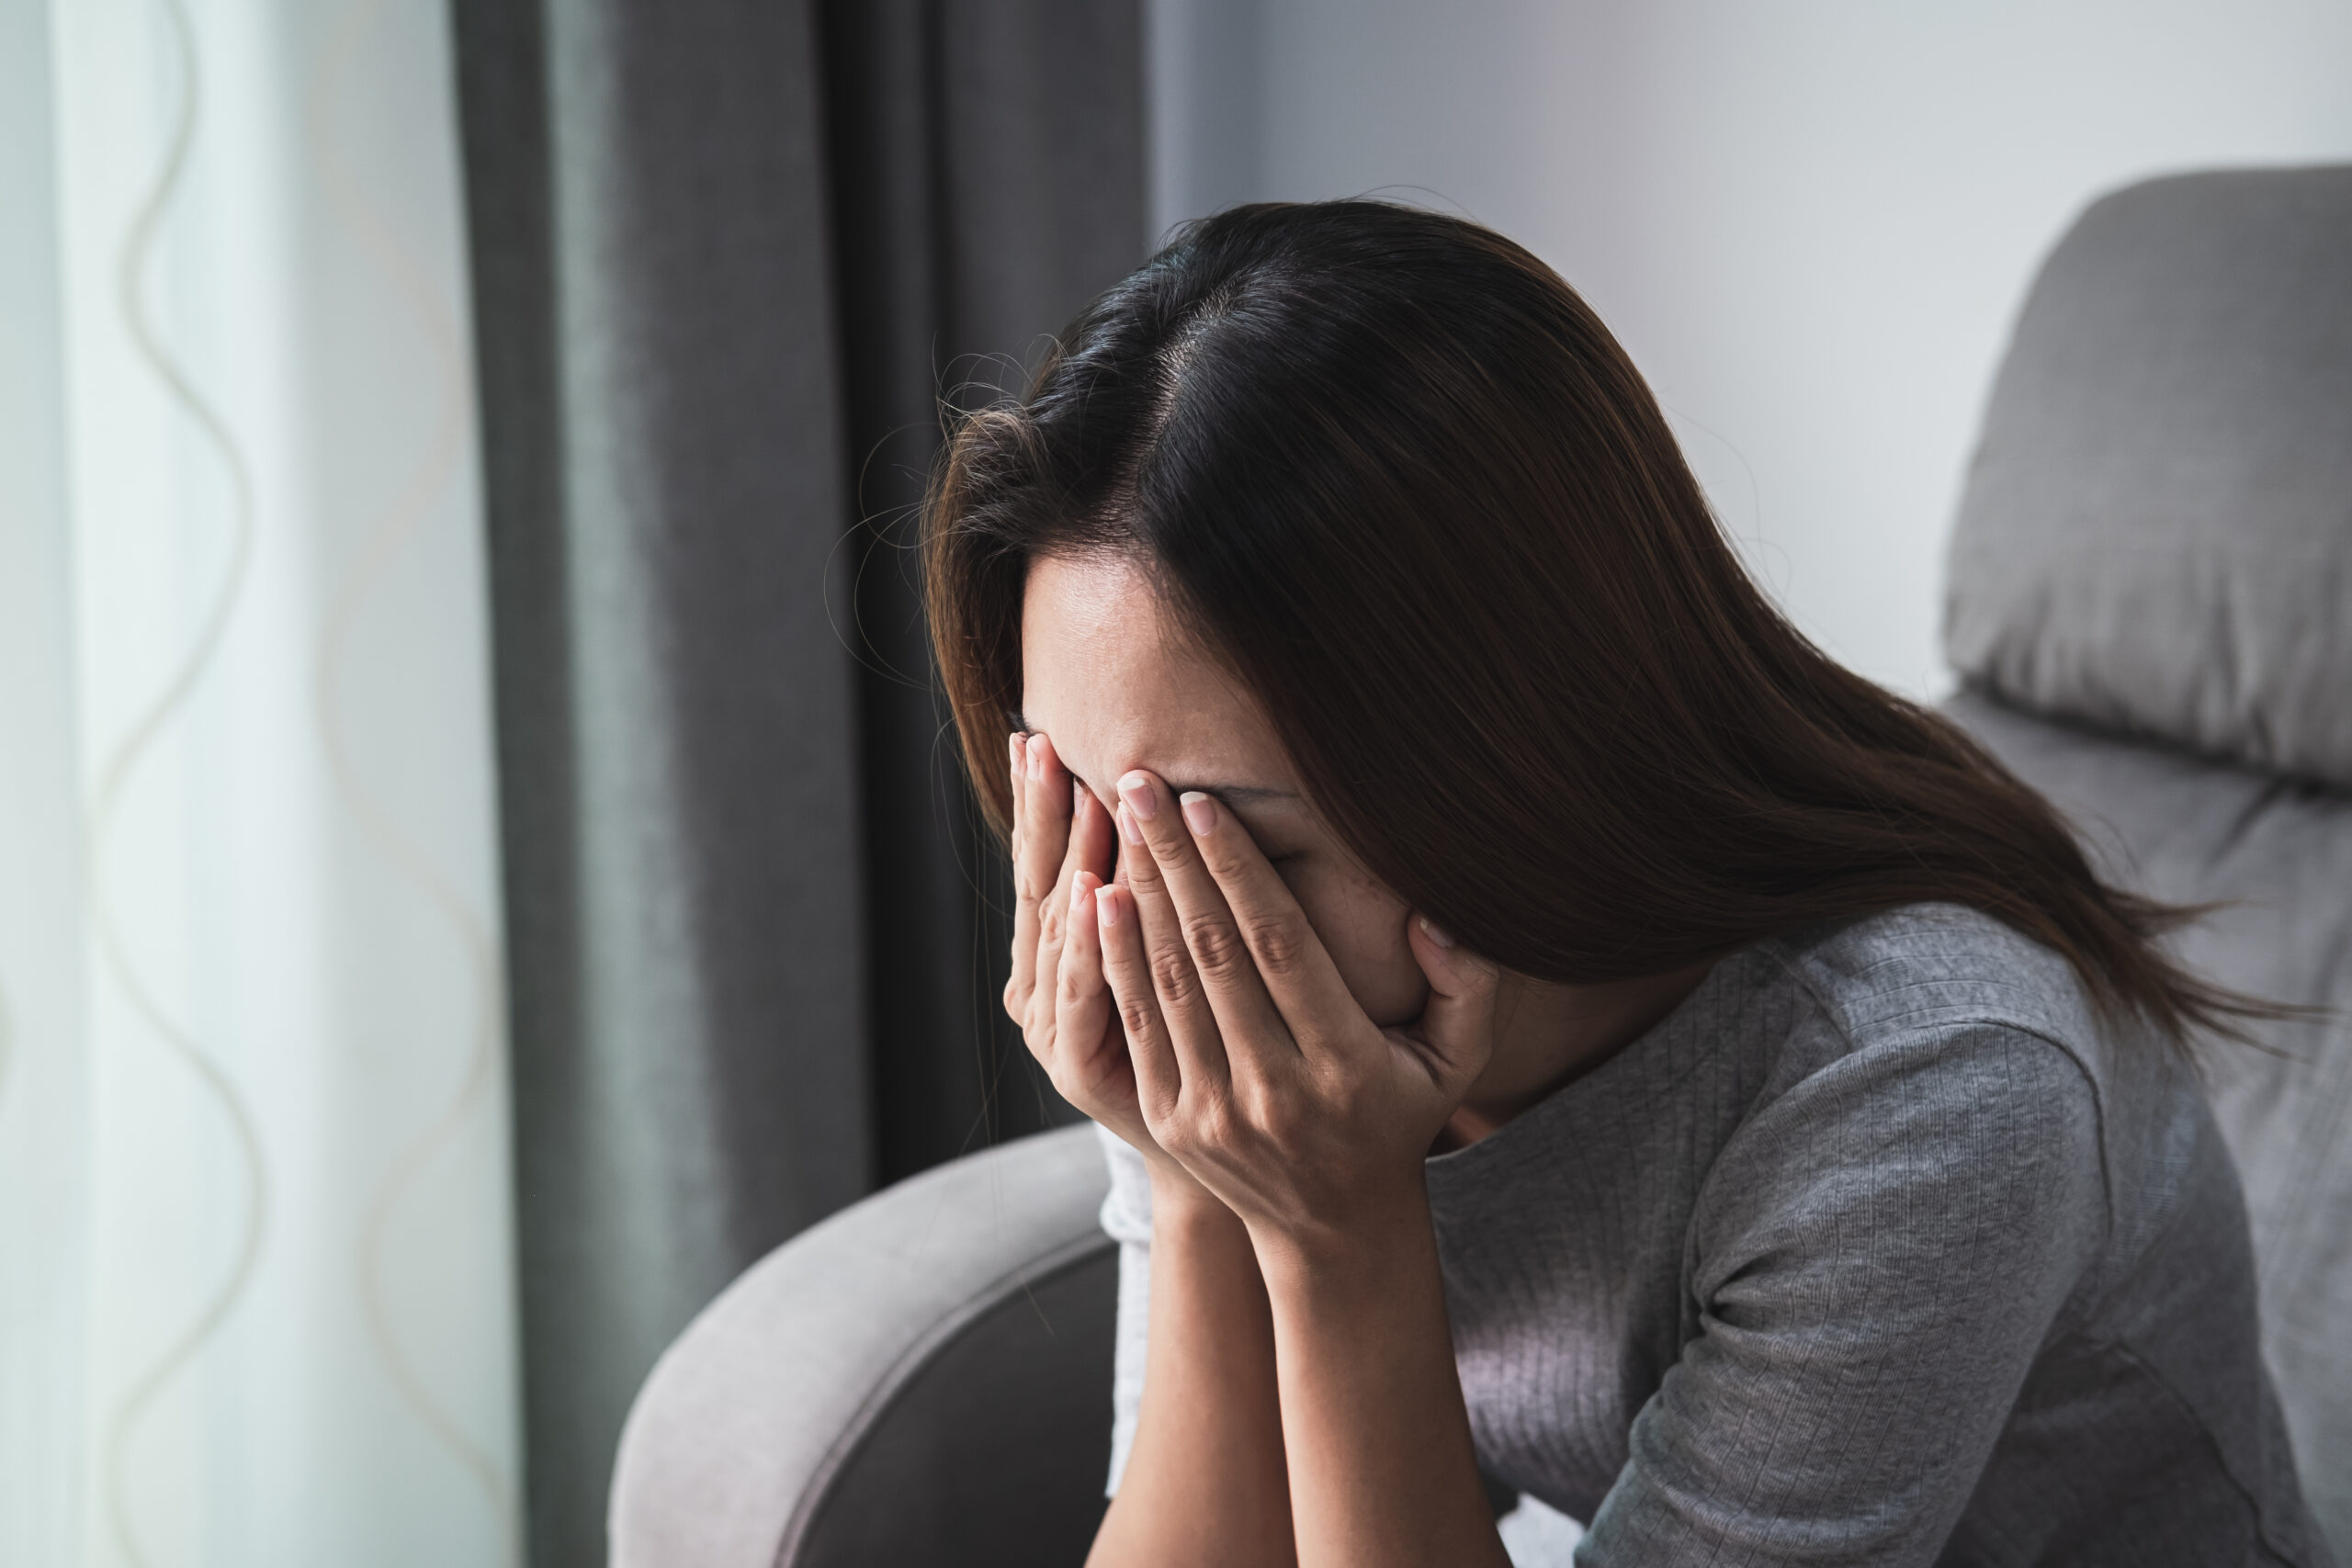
[1245,1170,1436,1298]
[1246,1172,1502,1568]
[1146,1157,1239,1230]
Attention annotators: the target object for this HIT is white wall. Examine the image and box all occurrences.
[1148,0,2352,698]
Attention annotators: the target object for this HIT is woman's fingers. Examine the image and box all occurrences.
[1004,733,1039,1024]
[1053,871,1120,1084]
[1069,779,1118,897]
[1170,786,1362,1058]
[1033,772,1116,1036]
[1095,882,1183,1117]
[1007,732,1077,1032]
[1398,914,1501,1094]
[1117,772,1294,1066]
[1112,774,1236,1096]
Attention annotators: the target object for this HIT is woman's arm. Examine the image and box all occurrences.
[1256,1190,1509,1568]
[1088,1174,1295,1567]
[999,734,1296,1564]
[1093,772,1512,1568]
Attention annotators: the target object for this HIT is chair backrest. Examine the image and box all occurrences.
[1941,164,2352,1557]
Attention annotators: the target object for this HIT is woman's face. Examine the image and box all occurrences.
[1017,553,1430,1029]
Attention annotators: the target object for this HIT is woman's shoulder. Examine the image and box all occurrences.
[1712,901,2232,1274]
[1711,904,2128,1219]
[1691,906,2121,1295]
[1746,901,2117,1096]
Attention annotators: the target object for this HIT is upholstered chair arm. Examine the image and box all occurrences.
[610,1122,1116,1568]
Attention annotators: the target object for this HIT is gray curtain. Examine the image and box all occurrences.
[825,0,1151,1181]
[447,4,1145,1563]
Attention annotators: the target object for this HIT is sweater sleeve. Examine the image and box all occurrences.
[1095,1121,1157,1497]
[1577,1021,2109,1567]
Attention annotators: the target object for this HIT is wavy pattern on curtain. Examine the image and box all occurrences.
[1,0,522,1562]
[88,4,268,1562]
[309,0,517,1549]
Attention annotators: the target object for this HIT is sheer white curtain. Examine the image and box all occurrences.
[0,0,523,1563]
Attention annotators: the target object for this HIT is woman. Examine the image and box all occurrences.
[921,203,2326,1566]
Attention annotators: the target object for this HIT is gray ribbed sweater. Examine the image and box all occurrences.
[1097,904,2332,1566]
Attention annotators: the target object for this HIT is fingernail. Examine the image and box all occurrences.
[1025,735,1046,781]
[1010,733,1024,776]
[1073,779,1085,814]
[1096,886,1121,927]
[1116,802,1144,845]
[1180,791,1216,836]
[1118,773,1157,821]
[1419,915,1458,948]
[1070,873,1095,912]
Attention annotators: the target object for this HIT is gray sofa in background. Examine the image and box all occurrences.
[608,164,2352,1567]
[1940,164,2352,1552]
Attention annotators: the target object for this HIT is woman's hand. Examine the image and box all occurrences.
[1009,739,1297,1566]
[1005,733,1206,1194]
[1098,767,1514,1568]
[1094,768,1501,1258]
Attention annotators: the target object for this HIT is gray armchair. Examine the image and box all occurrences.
[609,164,2352,1566]
[610,1122,1116,1567]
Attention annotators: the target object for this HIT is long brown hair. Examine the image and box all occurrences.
[923,199,2258,1046]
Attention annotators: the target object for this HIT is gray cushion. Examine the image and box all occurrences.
[1948,689,2352,1556]
[1945,165,2352,786]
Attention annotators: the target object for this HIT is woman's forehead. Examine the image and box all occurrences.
[1019,555,1292,796]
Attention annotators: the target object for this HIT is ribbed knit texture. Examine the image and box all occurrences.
[1098,905,2333,1566]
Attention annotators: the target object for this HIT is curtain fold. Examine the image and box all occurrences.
[448,3,1144,1562]
[820,0,1149,1183]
